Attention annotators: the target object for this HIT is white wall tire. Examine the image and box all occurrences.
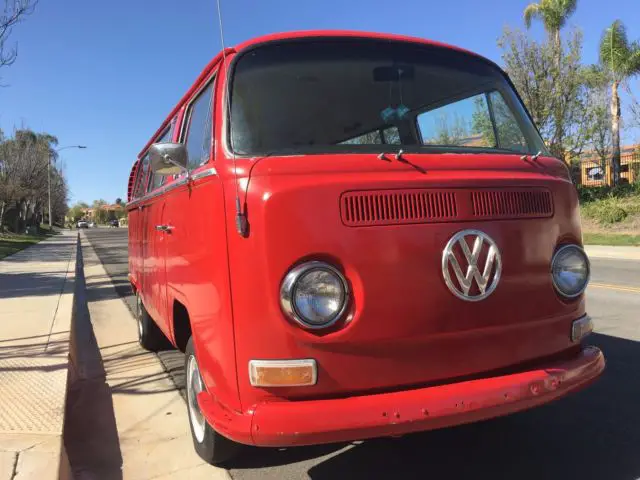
[184,337,241,465]
[135,292,169,351]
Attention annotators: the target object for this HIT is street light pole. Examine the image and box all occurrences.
[47,155,52,228]
[48,145,87,228]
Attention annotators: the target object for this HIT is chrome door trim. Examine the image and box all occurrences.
[127,167,217,208]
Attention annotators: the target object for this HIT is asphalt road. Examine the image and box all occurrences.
[84,228,640,480]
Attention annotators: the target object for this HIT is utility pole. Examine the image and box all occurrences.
[47,154,52,228]
[48,145,87,228]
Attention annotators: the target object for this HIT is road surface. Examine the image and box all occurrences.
[84,228,640,480]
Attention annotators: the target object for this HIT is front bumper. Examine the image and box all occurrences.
[198,346,604,447]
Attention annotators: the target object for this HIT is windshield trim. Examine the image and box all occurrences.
[225,36,548,159]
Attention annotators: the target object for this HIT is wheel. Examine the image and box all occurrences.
[135,292,169,351]
[185,336,241,465]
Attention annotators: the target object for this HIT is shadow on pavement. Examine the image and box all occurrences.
[0,271,72,299]
[63,236,123,479]
[227,333,639,480]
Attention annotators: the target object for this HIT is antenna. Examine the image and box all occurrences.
[215,0,247,237]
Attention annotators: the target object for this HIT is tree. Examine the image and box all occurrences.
[582,66,612,166]
[599,20,640,184]
[68,202,88,223]
[523,0,577,52]
[92,199,109,224]
[1,1,38,76]
[522,0,579,160]
[499,27,590,160]
[0,128,66,231]
[431,112,469,146]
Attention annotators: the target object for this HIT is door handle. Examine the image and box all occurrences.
[155,225,174,232]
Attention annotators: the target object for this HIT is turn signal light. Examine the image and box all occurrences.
[249,359,317,387]
[571,315,593,342]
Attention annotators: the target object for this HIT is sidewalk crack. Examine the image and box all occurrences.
[10,452,19,480]
[45,235,76,352]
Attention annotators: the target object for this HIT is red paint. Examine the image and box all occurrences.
[127,31,604,449]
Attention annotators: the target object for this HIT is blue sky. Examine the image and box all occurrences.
[1,0,638,205]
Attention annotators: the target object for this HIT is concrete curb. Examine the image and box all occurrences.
[67,236,106,384]
[62,235,123,479]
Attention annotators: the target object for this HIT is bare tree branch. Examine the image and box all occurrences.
[0,0,38,73]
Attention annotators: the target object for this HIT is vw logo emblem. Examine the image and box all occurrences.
[442,230,502,302]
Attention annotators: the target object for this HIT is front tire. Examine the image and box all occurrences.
[135,292,169,351]
[185,337,241,465]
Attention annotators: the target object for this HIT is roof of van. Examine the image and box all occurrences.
[136,30,492,160]
[233,30,483,59]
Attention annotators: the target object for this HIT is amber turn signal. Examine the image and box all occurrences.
[571,315,593,343]
[249,359,317,387]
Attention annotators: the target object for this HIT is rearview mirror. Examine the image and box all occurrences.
[149,142,188,176]
[373,65,415,82]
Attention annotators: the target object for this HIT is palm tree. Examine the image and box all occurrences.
[599,20,640,185]
[524,0,577,51]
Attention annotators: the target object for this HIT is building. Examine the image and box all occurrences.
[82,203,125,221]
[579,145,639,187]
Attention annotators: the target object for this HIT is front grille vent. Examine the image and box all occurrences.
[471,190,553,219]
[341,190,458,226]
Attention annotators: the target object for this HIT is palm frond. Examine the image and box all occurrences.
[628,41,640,75]
[557,0,577,29]
[600,20,632,79]
[523,3,541,29]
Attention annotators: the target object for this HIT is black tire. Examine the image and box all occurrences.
[135,292,169,351]
[185,336,242,465]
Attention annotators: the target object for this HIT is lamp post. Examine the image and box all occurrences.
[48,145,87,228]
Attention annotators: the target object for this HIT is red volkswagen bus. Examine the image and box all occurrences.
[127,31,604,465]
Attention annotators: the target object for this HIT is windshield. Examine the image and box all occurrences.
[230,39,547,156]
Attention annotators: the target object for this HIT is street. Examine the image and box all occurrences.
[84,228,640,480]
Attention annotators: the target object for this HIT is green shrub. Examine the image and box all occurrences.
[598,204,628,223]
[577,185,610,203]
[578,183,640,203]
[609,183,637,198]
[581,198,629,224]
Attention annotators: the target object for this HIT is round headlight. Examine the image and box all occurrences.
[280,262,349,329]
[551,245,590,298]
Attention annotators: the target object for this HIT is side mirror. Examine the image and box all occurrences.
[149,142,188,176]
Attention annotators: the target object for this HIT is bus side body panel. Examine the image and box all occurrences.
[162,68,241,413]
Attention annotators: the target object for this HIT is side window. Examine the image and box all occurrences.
[339,126,400,145]
[382,126,400,145]
[340,131,382,145]
[417,93,496,148]
[134,154,150,198]
[488,91,529,153]
[151,125,174,190]
[183,79,215,170]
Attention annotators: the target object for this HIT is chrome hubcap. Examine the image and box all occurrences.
[187,354,206,443]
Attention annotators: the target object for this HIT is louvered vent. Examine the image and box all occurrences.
[471,189,553,219]
[127,160,140,202]
[341,190,458,226]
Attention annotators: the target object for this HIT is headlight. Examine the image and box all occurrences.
[280,261,349,329]
[551,245,590,298]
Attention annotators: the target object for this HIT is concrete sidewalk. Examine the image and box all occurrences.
[585,245,640,260]
[0,231,77,480]
[65,233,228,479]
